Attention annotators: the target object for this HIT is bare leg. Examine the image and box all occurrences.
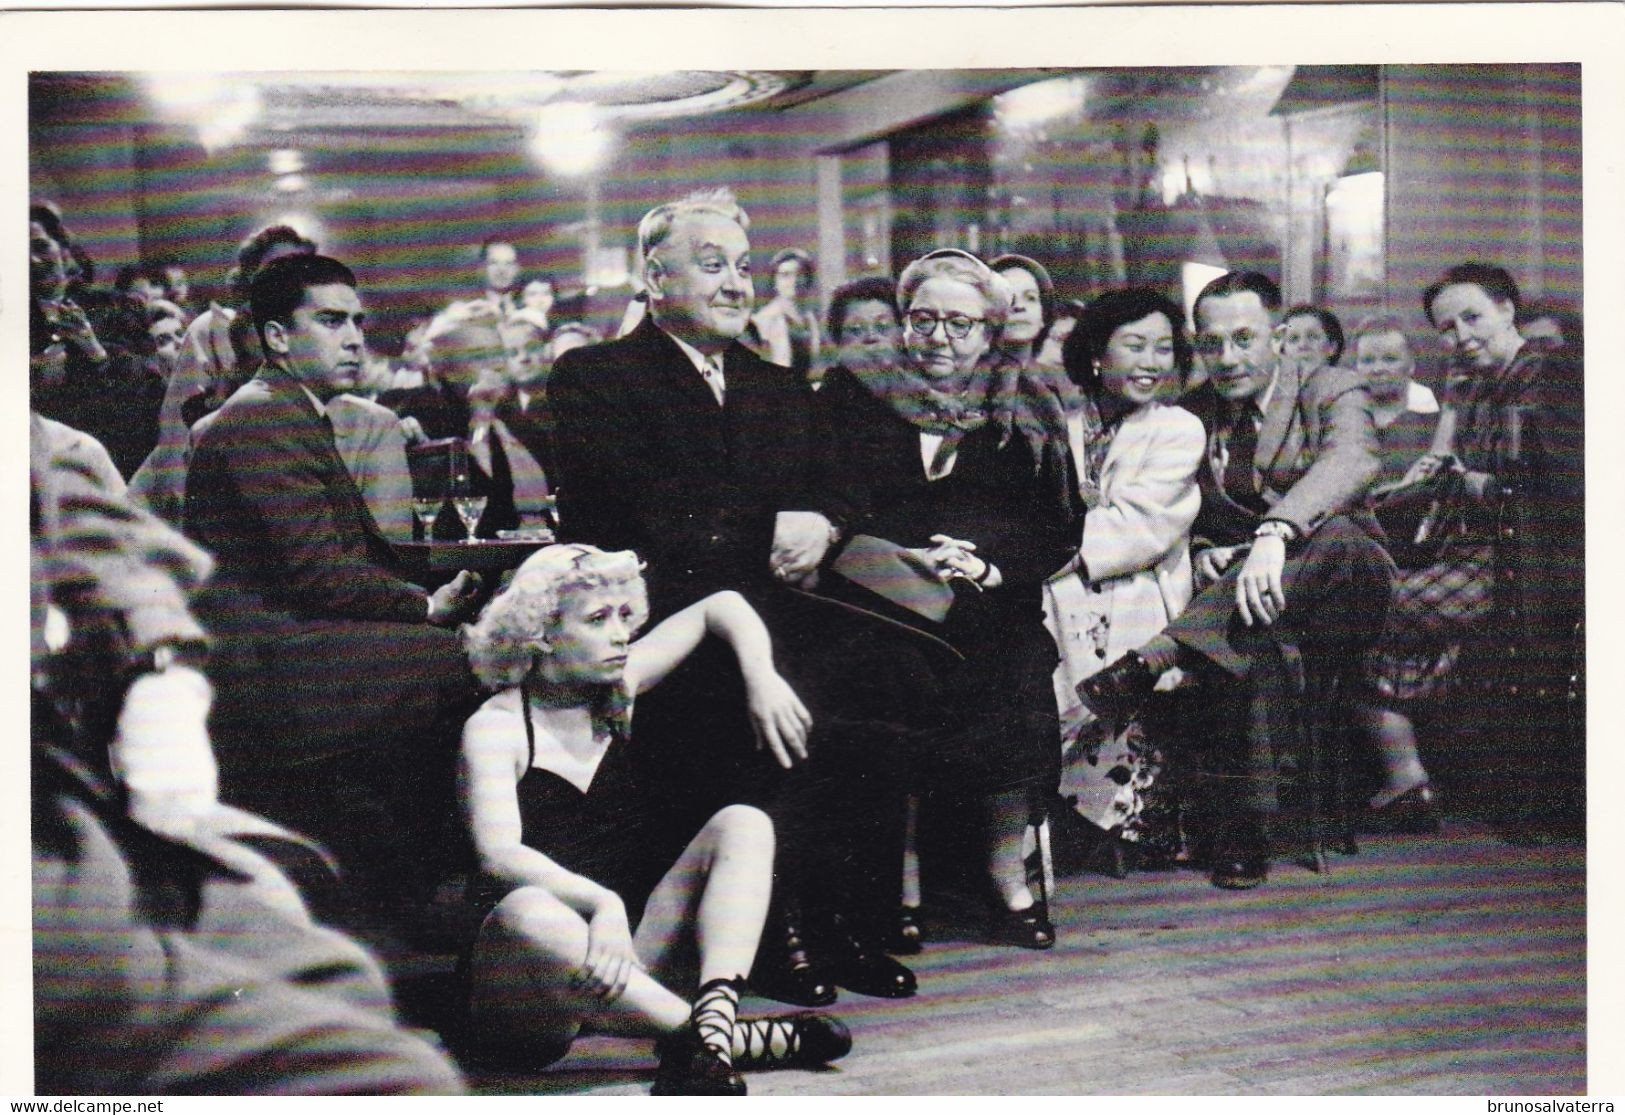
[986,788,1035,911]
[635,804,775,989]
[1353,702,1430,807]
[900,794,922,909]
[467,886,689,1057]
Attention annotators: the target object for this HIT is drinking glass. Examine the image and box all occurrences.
[412,497,442,540]
[454,494,488,543]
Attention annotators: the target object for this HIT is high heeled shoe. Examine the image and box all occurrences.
[987,898,1056,950]
[1364,783,1442,835]
[888,906,925,955]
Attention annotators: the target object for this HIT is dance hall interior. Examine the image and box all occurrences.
[26,42,1593,1099]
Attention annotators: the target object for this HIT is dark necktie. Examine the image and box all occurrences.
[1223,409,1261,507]
[482,427,519,538]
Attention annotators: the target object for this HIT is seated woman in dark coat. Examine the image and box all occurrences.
[460,545,849,1095]
[1410,263,1584,838]
[817,249,1080,948]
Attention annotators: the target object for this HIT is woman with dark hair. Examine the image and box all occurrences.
[748,247,823,384]
[1403,262,1583,837]
[989,253,1056,370]
[823,275,903,392]
[818,249,1079,948]
[1282,304,1346,371]
[1042,287,1205,869]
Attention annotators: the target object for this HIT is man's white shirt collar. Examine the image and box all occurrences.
[1254,364,1281,417]
[298,383,328,419]
[667,330,726,404]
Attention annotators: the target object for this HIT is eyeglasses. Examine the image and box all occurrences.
[905,311,985,341]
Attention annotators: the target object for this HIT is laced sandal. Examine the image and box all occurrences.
[733,1012,853,1071]
[652,1028,746,1097]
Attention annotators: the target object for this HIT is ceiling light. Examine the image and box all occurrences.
[996,77,1085,132]
[269,149,305,176]
[528,102,614,178]
[146,74,261,152]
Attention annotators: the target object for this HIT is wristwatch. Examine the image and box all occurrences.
[1253,520,1298,544]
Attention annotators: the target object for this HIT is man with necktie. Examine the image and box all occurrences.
[551,188,922,1008]
[185,253,485,914]
[1079,271,1395,889]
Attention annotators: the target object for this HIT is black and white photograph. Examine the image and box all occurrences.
[9,4,1621,1100]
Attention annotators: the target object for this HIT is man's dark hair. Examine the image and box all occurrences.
[233,225,317,303]
[1284,304,1347,365]
[827,275,900,341]
[1422,262,1521,326]
[249,254,357,352]
[1063,286,1192,399]
[1194,270,1283,323]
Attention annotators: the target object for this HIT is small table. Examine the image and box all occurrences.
[395,538,551,584]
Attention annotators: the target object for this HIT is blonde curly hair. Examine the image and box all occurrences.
[463,544,650,691]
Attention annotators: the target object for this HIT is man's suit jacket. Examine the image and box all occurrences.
[550,317,851,616]
[184,367,427,624]
[1183,360,1381,548]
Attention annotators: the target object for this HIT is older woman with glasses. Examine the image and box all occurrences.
[817,249,1079,949]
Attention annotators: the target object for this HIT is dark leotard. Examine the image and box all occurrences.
[471,687,679,926]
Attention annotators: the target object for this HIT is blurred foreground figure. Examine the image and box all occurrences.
[32,415,463,1096]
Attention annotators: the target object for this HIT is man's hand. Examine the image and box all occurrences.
[427,570,484,626]
[771,510,835,587]
[397,416,428,446]
[1399,452,1461,487]
[1235,535,1287,627]
[1194,545,1243,587]
[579,894,641,1002]
[743,666,813,769]
[111,666,218,833]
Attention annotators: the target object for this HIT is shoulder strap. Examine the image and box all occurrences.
[519,682,537,769]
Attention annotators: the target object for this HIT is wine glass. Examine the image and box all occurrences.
[411,497,442,541]
[453,493,488,543]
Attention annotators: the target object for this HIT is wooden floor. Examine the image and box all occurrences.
[388,816,1585,1097]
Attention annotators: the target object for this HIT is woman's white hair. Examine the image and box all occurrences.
[895,248,1012,331]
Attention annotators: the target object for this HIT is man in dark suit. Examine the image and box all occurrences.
[1081,271,1395,889]
[185,254,485,902]
[551,189,917,1006]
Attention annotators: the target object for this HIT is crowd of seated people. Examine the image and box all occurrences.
[29,185,1585,1095]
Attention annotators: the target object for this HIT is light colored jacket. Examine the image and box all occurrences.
[1044,402,1205,736]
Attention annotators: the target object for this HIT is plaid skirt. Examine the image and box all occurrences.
[1365,542,1495,703]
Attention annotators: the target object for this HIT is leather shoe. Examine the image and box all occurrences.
[1210,819,1270,890]
[1364,783,1442,835]
[750,916,837,1007]
[826,914,917,998]
[1210,850,1269,890]
[1077,650,1157,724]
